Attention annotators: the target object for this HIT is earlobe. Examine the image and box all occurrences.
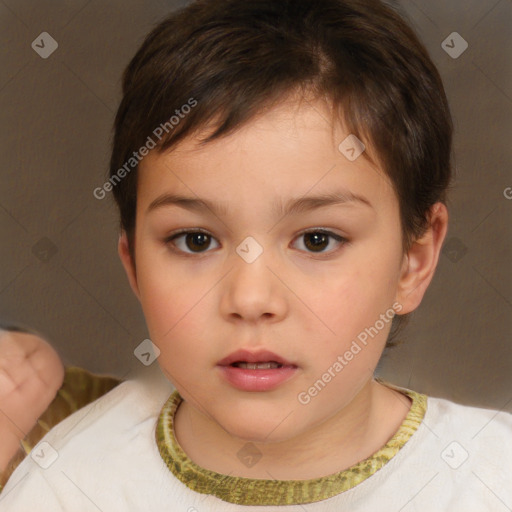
[118,232,141,301]
[395,202,449,314]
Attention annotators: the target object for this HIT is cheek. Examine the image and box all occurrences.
[302,257,398,360]
[135,254,211,349]
[138,277,214,382]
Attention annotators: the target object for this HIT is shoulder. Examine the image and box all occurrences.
[43,366,174,449]
[423,395,512,471]
[393,394,512,509]
[425,394,512,440]
[383,379,512,442]
[358,383,512,509]
[0,368,175,510]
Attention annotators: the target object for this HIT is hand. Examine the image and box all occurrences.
[0,330,64,472]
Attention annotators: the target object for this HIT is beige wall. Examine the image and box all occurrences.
[1,1,510,410]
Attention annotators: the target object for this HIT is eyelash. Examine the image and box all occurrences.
[164,228,348,257]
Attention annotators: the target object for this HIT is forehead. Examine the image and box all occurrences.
[136,99,396,218]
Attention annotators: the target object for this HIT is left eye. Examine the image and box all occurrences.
[292,230,346,254]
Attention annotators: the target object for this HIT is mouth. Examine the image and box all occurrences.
[216,349,299,391]
[217,349,297,368]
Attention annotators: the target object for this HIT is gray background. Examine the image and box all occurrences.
[1,1,511,410]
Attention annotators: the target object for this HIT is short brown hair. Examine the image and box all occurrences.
[109,0,453,346]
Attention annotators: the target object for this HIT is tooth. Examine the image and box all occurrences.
[235,362,281,369]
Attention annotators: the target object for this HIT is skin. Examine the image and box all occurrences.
[119,96,448,480]
[0,331,64,472]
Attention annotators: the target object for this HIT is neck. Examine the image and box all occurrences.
[173,379,411,480]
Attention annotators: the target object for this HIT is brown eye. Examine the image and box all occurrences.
[293,230,346,254]
[184,233,211,252]
[167,230,220,254]
[304,232,329,252]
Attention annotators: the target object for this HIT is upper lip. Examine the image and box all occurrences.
[217,349,297,367]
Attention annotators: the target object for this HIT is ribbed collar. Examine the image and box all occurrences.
[156,381,427,506]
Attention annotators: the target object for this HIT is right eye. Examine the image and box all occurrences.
[165,229,220,255]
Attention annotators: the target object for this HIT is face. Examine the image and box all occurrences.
[121,98,421,443]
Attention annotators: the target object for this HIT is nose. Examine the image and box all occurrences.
[220,247,288,324]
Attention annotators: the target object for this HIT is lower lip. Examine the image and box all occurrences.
[217,365,298,391]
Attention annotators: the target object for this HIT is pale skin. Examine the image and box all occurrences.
[0,331,64,472]
[119,95,448,480]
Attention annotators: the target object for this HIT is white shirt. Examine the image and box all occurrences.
[0,368,510,511]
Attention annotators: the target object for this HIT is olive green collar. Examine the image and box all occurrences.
[156,381,427,506]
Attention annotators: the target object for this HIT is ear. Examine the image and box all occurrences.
[118,231,141,301]
[395,202,449,314]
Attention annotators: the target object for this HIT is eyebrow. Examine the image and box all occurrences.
[147,190,373,217]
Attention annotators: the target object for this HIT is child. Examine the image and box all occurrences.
[1,0,510,509]
[0,326,120,490]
